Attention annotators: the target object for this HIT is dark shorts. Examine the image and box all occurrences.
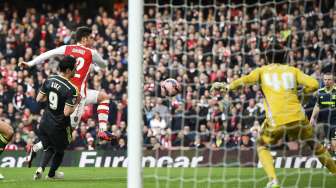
[39,122,71,152]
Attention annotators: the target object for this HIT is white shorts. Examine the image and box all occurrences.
[70,89,99,128]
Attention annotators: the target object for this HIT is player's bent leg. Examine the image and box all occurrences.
[308,140,336,175]
[0,120,14,155]
[87,89,113,141]
[300,119,336,175]
[258,144,281,188]
[257,143,278,182]
[96,90,110,131]
[40,148,54,171]
[70,98,86,129]
[26,141,43,168]
[97,102,113,140]
[34,147,55,180]
[257,120,281,188]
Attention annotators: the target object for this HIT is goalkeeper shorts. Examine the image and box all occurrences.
[258,117,313,145]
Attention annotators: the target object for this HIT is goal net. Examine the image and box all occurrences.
[141,0,336,187]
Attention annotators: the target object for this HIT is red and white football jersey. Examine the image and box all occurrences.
[64,45,93,97]
[27,44,108,97]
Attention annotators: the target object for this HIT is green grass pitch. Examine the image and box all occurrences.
[0,167,335,188]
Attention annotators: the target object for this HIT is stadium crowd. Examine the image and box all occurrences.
[0,1,335,154]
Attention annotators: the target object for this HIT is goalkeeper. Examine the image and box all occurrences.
[210,41,336,188]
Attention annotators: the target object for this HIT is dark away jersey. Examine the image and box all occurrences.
[39,75,78,127]
[316,86,336,124]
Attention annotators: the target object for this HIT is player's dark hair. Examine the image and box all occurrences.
[75,26,92,42]
[265,38,287,64]
[324,72,333,76]
[59,56,76,73]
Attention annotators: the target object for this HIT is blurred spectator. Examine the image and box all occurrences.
[12,84,25,112]
[152,97,170,124]
[70,124,88,150]
[240,135,253,150]
[143,125,152,145]
[12,132,27,149]
[190,135,205,149]
[87,137,95,151]
[211,132,238,149]
[116,137,127,151]
[242,98,260,131]
[110,102,127,128]
[331,137,336,156]
[147,136,161,150]
[286,137,300,151]
[24,89,40,114]
[160,129,172,149]
[211,131,225,148]
[149,112,166,136]
[172,131,191,148]
[199,124,211,143]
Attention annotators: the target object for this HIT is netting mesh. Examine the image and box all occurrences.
[142,0,336,187]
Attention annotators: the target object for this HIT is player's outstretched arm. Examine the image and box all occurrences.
[229,68,261,90]
[296,69,319,93]
[19,46,66,68]
[210,68,261,96]
[92,50,108,69]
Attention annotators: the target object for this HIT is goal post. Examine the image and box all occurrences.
[128,0,144,188]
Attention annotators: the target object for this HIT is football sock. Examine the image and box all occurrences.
[0,134,9,155]
[257,146,277,180]
[48,151,64,177]
[40,148,54,171]
[97,100,110,131]
[315,144,336,174]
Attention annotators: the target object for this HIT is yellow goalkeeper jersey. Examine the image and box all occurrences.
[229,64,319,126]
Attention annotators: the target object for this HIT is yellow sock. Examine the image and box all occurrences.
[315,145,336,174]
[257,146,277,180]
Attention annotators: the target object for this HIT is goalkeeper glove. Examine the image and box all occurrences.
[210,82,229,95]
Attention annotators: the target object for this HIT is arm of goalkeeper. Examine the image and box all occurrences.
[210,82,229,96]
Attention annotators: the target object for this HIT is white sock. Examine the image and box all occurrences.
[97,100,109,132]
[33,141,43,152]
